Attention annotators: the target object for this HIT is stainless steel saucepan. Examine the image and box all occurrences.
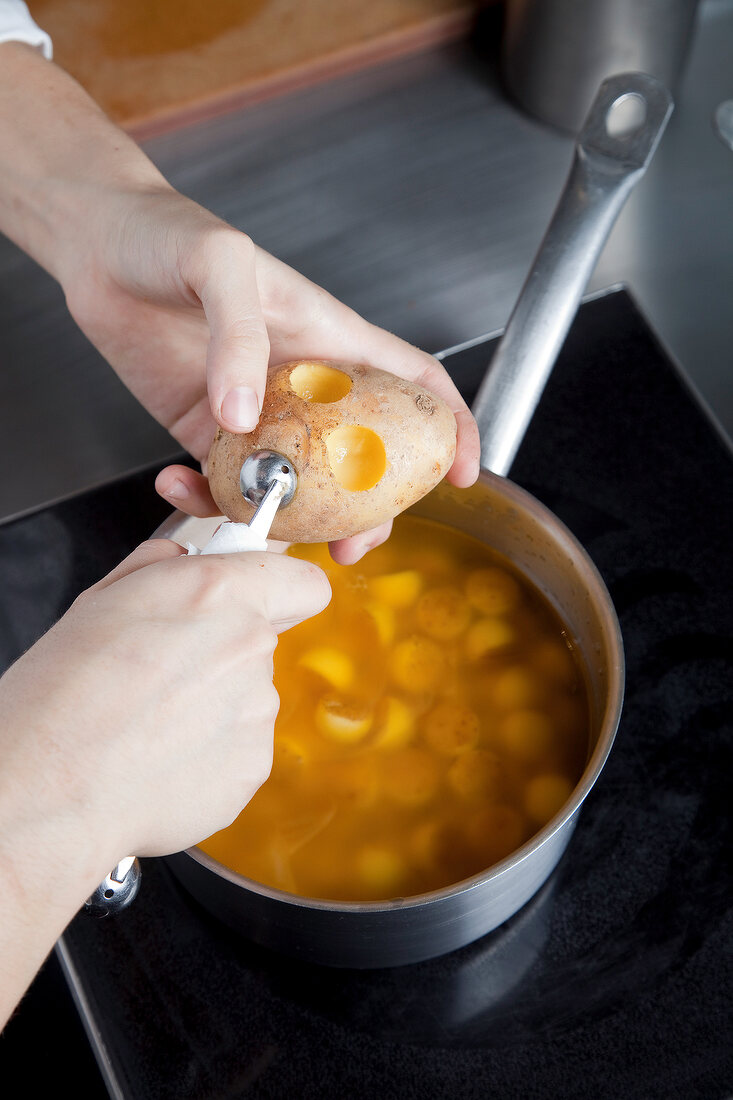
[160,73,671,967]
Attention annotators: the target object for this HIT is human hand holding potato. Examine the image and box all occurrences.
[150,245,479,562]
[60,190,476,559]
[0,42,479,568]
[48,170,478,559]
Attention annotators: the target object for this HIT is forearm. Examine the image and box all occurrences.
[0,41,166,282]
[0,778,110,1029]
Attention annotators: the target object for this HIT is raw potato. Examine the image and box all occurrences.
[207,359,457,543]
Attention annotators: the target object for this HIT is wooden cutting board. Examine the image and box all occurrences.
[33,0,487,138]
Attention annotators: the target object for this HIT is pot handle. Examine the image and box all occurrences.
[472,72,673,476]
[85,856,142,917]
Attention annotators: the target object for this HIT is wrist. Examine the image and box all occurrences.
[0,770,117,916]
[0,667,125,919]
[0,42,166,282]
[0,769,117,1025]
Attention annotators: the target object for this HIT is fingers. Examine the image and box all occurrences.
[246,552,332,631]
[91,538,187,591]
[184,231,270,434]
[328,519,394,566]
[155,465,221,518]
[92,537,330,632]
[446,406,482,488]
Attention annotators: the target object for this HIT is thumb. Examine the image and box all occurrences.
[193,232,271,434]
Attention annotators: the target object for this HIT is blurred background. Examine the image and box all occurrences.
[1,0,731,523]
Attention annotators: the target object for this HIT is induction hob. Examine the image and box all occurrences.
[1,290,731,1099]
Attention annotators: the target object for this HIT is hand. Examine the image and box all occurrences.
[0,536,329,1024]
[0,539,330,874]
[0,43,480,565]
[57,186,480,564]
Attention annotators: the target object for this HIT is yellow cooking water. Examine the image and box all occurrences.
[198,515,590,901]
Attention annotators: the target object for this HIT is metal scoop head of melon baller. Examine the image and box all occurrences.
[85,451,297,917]
[239,450,297,540]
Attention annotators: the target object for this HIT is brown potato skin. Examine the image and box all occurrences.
[207,360,457,543]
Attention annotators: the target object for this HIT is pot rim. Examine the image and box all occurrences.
[162,470,625,916]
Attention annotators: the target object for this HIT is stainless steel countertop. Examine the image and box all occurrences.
[1,0,731,525]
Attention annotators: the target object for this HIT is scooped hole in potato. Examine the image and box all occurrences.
[290,362,352,403]
[326,426,387,491]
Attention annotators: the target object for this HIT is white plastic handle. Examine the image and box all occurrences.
[187,521,269,556]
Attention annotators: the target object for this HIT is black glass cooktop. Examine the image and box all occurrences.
[1,290,731,1098]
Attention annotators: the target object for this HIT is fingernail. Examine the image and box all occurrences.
[221,386,259,432]
[164,478,190,502]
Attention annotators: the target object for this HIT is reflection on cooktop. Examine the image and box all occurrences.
[239,878,558,1048]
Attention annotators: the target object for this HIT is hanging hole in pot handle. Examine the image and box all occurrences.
[471,72,673,478]
[85,856,141,918]
[605,92,647,137]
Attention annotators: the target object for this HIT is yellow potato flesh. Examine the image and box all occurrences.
[373,696,416,749]
[464,617,516,660]
[325,425,387,491]
[298,646,354,691]
[289,362,353,403]
[315,697,373,743]
[369,570,423,609]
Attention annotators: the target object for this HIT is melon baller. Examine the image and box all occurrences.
[85,450,297,917]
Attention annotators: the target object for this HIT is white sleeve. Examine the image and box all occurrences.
[0,1,52,58]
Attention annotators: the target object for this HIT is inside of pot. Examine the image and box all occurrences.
[411,475,624,774]
[192,476,622,903]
